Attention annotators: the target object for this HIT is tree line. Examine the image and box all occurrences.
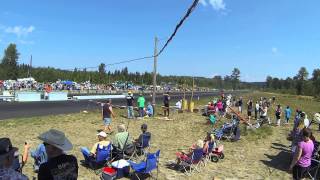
[1,43,257,90]
[265,67,320,97]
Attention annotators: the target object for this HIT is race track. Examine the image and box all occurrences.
[0,91,243,120]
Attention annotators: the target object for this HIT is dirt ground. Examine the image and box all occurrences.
[1,91,320,180]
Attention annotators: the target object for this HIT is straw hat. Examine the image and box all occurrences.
[38,129,73,151]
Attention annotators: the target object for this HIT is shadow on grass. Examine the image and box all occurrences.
[261,143,291,172]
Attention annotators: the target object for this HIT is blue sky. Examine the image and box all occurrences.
[0,0,319,82]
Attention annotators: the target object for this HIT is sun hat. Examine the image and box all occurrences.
[97,131,107,138]
[38,129,73,151]
[0,138,18,160]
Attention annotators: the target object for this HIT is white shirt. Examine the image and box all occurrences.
[304,118,310,127]
[175,101,182,109]
[255,103,259,110]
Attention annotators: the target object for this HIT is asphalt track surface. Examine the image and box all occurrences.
[0,91,241,120]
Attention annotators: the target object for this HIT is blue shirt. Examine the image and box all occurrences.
[147,104,153,116]
[285,108,291,118]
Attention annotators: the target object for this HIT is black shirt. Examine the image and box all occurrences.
[103,103,111,119]
[163,94,170,104]
[38,154,78,180]
[126,95,134,106]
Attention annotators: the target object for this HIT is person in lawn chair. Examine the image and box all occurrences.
[81,131,111,167]
[134,124,151,155]
[175,140,205,165]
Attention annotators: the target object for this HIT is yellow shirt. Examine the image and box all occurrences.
[90,140,110,154]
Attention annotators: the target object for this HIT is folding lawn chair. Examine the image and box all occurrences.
[128,150,160,180]
[82,143,112,170]
[179,148,206,176]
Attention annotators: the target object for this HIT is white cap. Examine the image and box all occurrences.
[97,131,107,138]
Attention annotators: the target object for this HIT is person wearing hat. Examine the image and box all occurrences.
[126,91,135,119]
[0,138,28,179]
[38,129,78,180]
[134,124,151,154]
[80,131,110,164]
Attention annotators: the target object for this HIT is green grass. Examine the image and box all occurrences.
[1,91,320,179]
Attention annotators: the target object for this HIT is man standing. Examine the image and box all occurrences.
[126,91,135,119]
[101,99,115,133]
[163,92,170,117]
[238,97,243,113]
[38,129,78,180]
[137,93,145,118]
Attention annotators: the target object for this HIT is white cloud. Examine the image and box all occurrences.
[200,0,226,11]
[199,0,208,6]
[272,47,278,54]
[4,25,35,37]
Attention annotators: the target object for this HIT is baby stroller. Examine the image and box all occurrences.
[212,116,240,141]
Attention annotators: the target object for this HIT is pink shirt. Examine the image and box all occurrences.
[297,140,314,167]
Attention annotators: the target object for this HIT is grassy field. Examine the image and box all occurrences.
[1,91,320,180]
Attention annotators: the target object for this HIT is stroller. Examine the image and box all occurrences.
[211,115,240,141]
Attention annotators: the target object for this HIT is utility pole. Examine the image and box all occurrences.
[28,55,32,77]
[191,77,194,102]
[152,37,158,116]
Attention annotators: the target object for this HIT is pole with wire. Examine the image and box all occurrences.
[152,37,158,116]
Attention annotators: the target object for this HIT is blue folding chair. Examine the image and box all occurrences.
[128,150,160,180]
[83,143,112,169]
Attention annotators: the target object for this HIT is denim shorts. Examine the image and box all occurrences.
[103,118,112,125]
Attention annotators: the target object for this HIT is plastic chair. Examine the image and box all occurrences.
[128,150,160,180]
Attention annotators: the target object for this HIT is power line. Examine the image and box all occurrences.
[156,0,199,56]
[65,0,199,71]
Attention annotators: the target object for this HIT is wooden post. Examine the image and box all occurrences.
[152,37,158,116]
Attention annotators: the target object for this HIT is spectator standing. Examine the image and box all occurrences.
[163,92,170,117]
[289,128,314,180]
[101,99,115,133]
[275,104,282,126]
[247,99,253,123]
[38,129,78,180]
[137,94,145,118]
[284,106,292,125]
[238,97,243,113]
[255,101,259,120]
[126,91,135,119]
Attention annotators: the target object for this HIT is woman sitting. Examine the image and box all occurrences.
[176,140,204,165]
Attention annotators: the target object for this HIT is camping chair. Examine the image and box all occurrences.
[179,148,206,176]
[83,143,112,170]
[128,150,160,180]
[306,159,320,180]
